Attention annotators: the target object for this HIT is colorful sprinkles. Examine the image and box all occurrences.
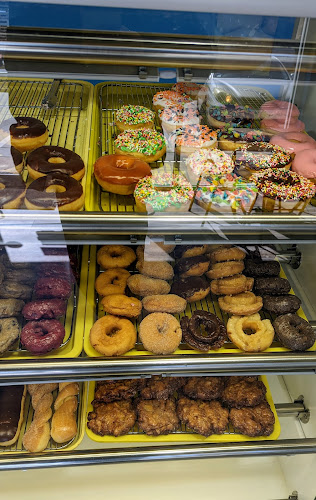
[153,90,192,108]
[114,129,166,156]
[235,142,292,171]
[250,168,316,201]
[134,172,194,211]
[219,128,270,143]
[159,103,200,127]
[186,148,234,177]
[169,125,217,148]
[172,82,208,96]
[116,105,155,125]
[208,104,254,127]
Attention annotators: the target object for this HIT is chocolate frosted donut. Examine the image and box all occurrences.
[181,311,226,351]
[0,174,26,209]
[174,255,209,277]
[254,277,291,296]
[27,146,85,181]
[171,276,210,302]
[0,147,23,173]
[274,313,316,351]
[4,116,48,152]
[263,295,301,315]
[244,259,280,277]
[25,173,84,211]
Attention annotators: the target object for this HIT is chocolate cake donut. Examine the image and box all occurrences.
[244,259,281,277]
[274,313,316,351]
[263,295,301,315]
[254,277,291,296]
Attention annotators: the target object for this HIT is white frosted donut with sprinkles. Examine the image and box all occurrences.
[185,148,234,184]
[134,172,194,213]
[152,90,192,112]
[169,124,217,157]
[159,103,201,133]
[114,128,166,163]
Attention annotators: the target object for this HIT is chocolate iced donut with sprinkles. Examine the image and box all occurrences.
[235,142,292,178]
[114,129,166,163]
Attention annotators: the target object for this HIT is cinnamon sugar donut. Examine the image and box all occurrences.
[136,260,174,280]
[139,312,182,354]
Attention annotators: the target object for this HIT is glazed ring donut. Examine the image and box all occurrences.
[227,313,274,352]
[218,292,263,316]
[139,312,182,354]
[210,247,246,263]
[97,245,136,270]
[211,275,254,295]
[95,269,130,296]
[27,146,85,181]
[206,260,244,280]
[89,314,137,356]
[136,260,174,280]
[101,294,142,319]
[273,313,316,351]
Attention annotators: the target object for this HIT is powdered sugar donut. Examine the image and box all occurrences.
[169,125,217,157]
[292,148,316,181]
[159,103,201,133]
[270,132,316,154]
[185,148,234,184]
[261,118,305,135]
[152,90,192,112]
[259,100,300,120]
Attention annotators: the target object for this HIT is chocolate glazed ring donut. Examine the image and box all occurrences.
[0,174,26,209]
[6,117,48,152]
[27,146,85,181]
[181,310,227,351]
[25,173,84,211]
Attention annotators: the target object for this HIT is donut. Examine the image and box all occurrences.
[114,129,166,163]
[101,294,142,318]
[174,255,209,277]
[95,269,130,296]
[169,125,217,157]
[274,313,316,351]
[139,312,182,354]
[159,103,201,133]
[20,319,65,355]
[25,173,84,211]
[38,263,75,282]
[115,105,155,132]
[94,154,151,195]
[292,148,316,181]
[270,132,316,155]
[34,277,72,300]
[262,295,301,315]
[152,90,192,112]
[27,146,85,181]
[254,277,291,296]
[142,294,187,314]
[173,245,207,259]
[227,313,274,352]
[250,168,316,214]
[0,174,26,209]
[180,310,227,351]
[134,173,194,213]
[235,142,292,179]
[210,246,246,263]
[127,274,170,296]
[0,146,23,174]
[244,259,280,277]
[206,104,254,129]
[2,117,48,152]
[0,281,32,300]
[261,118,305,135]
[22,299,67,320]
[195,173,258,214]
[136,260,174,280]
[211,275,254,295]
[140,239,175,255]
[171,82,208,102]
[89,314,136,356]
[137,243,174,262]
[170,276,210,302]
[259,100,300,120]
[206,260,245,280]
[229,403,275,437]
[218,292,263,315]
[185,148,234,184]
[97,245,136,270]
[218,128,270,151]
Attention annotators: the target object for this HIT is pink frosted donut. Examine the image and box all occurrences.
[292,148,316,180]
[259,100,300,120]
[270,132,316,154]
[261,119,305,134]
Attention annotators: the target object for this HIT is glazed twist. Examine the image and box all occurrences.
[51,382,79,443]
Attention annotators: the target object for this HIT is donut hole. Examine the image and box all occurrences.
[48,157,66,164]
[45,185,66,194]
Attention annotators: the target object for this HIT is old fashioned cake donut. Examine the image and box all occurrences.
[227,313,274,352]
[180,311,226,351]
[211,275,254,295]
[206,260,245,280]
[101,294,142,318]
[218,292,263,316]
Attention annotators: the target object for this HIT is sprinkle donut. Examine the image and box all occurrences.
[115,105,155,132]
[152,90,192,112]
[235,142,292,178]
[114,129,166,163]
[159,103,201,133]
[207,104,254,129]
[292,148,316,181]
[172,82,208,100]
[134,172,194,213]
[218,128,270,151]
[259,100,300,120]
[270,132,316,154]
[169,125,217,157]
[185,148,234,183]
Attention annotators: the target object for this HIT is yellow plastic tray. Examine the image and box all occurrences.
[85,376,280,443]
[1,245,89,360]
[84,245,316,356]
[0,77,93,210]
[0,382,87,454]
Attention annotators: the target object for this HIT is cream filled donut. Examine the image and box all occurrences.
[261,118,305,135]
[270,132,316,154]
[185,148,234,184]
[134,172,194,213]
[159,103,201,133]
[259,100,300,120]
[169,125,217,157]
[114,128,166,163]
[292,149,316,181]
[152,90,192,112]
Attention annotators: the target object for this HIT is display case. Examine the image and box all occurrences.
[1,2,316,499]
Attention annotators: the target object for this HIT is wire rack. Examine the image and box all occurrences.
[0,383,84,454]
